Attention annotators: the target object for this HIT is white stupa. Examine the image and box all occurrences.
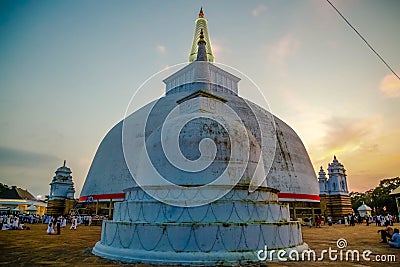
[357,202,372,217]
[82,9,319,265]
[80,9,320,213]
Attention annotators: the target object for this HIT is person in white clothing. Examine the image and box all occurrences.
[12,216,19,230]
[70,217,77,230]
[47,221,55,234]
[344,216,349,226]
[61,217,67,228]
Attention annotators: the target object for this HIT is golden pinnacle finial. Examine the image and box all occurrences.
[199,7,204,18]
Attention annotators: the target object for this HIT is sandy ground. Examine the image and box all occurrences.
[0,222,399,266]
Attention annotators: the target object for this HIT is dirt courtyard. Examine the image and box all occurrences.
[0,222,399,266]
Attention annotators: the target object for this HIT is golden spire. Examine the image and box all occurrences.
[189,7,214,62]
[199,7,204,18]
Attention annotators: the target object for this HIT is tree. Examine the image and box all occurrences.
[350,177,400,215]
[0,182,10,195]
[349,191,367,212]
[372,177,400,214]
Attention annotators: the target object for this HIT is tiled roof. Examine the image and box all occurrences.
[0,186,36,200]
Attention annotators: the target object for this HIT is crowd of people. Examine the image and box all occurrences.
[302,213,400,248]
[306,215,324,228]
[46,216,71,234]
[338,213,399,226]
[374,214,398,226]
[0,214,40,230]
[45,215,108,234]
[0,213,108,234]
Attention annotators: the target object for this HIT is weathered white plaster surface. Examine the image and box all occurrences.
[81,90,319,199]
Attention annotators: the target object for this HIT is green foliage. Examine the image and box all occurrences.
[0,182,10,194]
[349,191,367,212]
[350,177,400,215]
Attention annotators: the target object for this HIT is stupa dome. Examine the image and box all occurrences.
[80,89,319,202]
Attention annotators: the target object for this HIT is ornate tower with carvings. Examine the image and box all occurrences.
[47,160,76,216]
[318,156,353,221]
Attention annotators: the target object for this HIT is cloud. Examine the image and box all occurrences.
[0,146,60,168]
[0,146,62,197]
[157,45,166,54]
[336,130,400,193]
[380,73,400,97]
[211,42,221,56]
[210,39,230,62]
[252,4,267,17]
[357,143,379,153]
[310,117,400,193]
[321,115,383,153]
[267,34,300,67]
[76,157,91,167]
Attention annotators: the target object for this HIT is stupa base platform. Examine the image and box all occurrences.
[93,217,308,265]
[93,240,308,265]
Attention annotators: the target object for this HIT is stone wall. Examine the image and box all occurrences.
[319,194,353,221]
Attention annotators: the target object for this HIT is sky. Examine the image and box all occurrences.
[0,0,399,199]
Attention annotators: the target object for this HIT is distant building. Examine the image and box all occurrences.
[47,160,76,215]
[0,185,47,216]
[318,156,353,221]
[49,160,75,200]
